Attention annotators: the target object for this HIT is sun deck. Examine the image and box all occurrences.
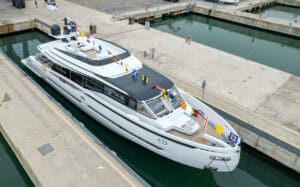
[81,48,99,59]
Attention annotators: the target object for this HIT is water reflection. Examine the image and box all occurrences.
[254,5,300,23]
[151,13,300,76]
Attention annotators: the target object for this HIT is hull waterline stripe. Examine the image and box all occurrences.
[86,105,163,150]
[48,75,163,150]
[47,78,81,102]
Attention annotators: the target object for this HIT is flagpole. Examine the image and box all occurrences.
[203,116,209,133]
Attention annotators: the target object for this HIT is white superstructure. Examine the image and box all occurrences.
[22,29,241,172]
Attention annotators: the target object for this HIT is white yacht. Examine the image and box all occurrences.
[21,23,241,172]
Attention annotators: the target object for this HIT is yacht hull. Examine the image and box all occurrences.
[21,56,240,172]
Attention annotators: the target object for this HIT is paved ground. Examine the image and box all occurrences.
[256,76,300,133]
[66,0,197,15]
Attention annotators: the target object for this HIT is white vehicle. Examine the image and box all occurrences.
[209,0,239,4]
[219,0,239,4]
[22,25,241,172]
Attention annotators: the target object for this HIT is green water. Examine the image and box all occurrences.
[0,30,300,186]
[0,134,33,187]
[255,5,300,23]
[151,13,300,76]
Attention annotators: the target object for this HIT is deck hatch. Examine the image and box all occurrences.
[38,143,54,156]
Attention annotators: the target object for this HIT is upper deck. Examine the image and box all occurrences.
[38,36,142,78]
[37,36,175,101]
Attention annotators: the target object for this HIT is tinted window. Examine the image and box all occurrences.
[71,72,83,85]
[104,86,127,104]
[83,77,104,93]
[127,98,137,110]
[51,64,138,110]
[52,64,70,78]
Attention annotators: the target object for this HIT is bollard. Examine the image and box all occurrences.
[89,23,96,34]
[129,17,135,25]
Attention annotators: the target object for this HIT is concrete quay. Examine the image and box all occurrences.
[193,0,300,38]
[123,0,300,38]
[0,0,299,173]
[277,0,300,7]
[0,32,145,187]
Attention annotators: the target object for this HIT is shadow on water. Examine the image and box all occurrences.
[0,30,299,187]
[0,134,33,187]
[151,13,300,76]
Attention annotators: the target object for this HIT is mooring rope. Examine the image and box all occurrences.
[206,159,215,168]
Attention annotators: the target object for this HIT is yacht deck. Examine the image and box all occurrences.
[82,48,99,59]
[168,116,224,146]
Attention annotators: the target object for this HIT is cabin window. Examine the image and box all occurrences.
[83,77,104,93]
[71,72,83,85]
[104,86,127,105]
[52,64,70,78]
[127,98,137,110]
[51,64,138,110]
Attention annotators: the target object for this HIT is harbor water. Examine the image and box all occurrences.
[0,133,33,186]
[150,13,300,76]
[254,4,300,23]
[0,30,299,187]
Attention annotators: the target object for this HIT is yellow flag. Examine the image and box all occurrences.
[215,124,224,136]
[162,89,168,99]
[80,31,85,37]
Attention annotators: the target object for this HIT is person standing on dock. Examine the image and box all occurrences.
[150,47,155,59]
[186,35,192,45]
[202,80,206,100]
[35,0,38,8]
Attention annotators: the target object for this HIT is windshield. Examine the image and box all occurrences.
[146,96,170,117]
[144,86,184,118]
[137,102,156,119]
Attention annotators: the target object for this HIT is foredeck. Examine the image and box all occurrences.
[168,116,224,146]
